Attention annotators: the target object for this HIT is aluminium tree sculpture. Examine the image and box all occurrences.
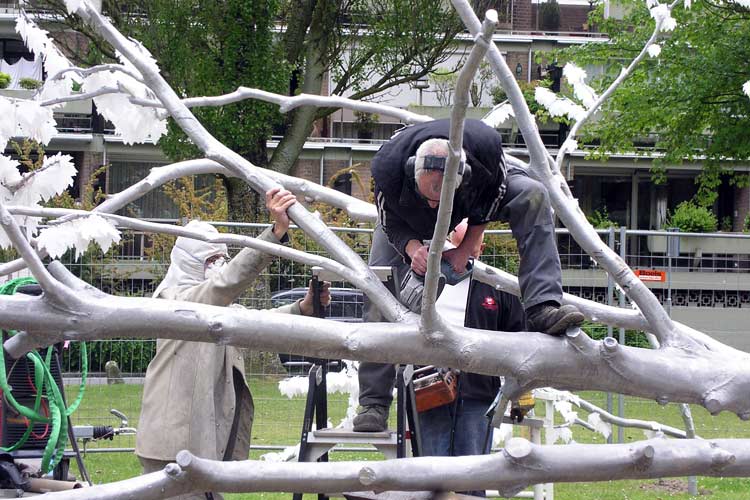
[1,0,750,498]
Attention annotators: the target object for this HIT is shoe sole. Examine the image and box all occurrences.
[352,424,388,432]
[545,312,585,335]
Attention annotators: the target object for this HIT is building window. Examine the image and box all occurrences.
[0,39,33,64]
[108,161,222,220]
[1,38,42,89]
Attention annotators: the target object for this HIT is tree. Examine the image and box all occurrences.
[34,0,484,220]
[2,1,750,497]
[560,0,750,207]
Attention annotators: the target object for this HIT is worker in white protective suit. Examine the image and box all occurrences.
[136,188,330,500]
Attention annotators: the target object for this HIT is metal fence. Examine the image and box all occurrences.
[45,224,750,451]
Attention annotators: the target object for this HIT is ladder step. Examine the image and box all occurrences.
[310,428,398,446]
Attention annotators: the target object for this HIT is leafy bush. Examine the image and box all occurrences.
[743,214,750,233]
[63,340,156,374]
[720,215,733,232]
[0,72,10,89]
[587,208,617,229]
[429,69,458,106]
[540,0,561,31]
[19,77,42,90]
[666,201,717,233]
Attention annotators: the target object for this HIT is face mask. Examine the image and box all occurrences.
[204,256,228,280]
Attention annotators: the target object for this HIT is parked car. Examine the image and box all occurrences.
[270,287,364,373]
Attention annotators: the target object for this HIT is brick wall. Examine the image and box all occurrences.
[505,51,530,82]
[561,5,591,32]
[291,158,374,202]
[78,150,105,204]
[513,0,534,30]
[532,4,592,33]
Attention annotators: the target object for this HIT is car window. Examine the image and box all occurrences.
[270,289,363,320]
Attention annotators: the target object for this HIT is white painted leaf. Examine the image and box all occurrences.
[39,77,75,106]
[44,46,71,77]
[277,376,309,399]
[260,443,300,462]
[562,138,579,154]
[650,4,677,31]
[326,365,359,395]
[563,63,598,109]
[119,40,160,75]
[16,15,75,105]
[643,429,665,439]
[587,413,612,439]
[550,427,574,444]
[0,97,16,150]
[661,16,677,31]
[647,44,662,58]
[492,423,515,448]
[36,215,121,260]
[64,0,84,14]
[554,400,579,424]
[0,156,21,186]
[743,81,750,99]
[15,101,58,145]
[12,153,76,208]
[482,102,515,128]
[15,16,48,56]
[536,87,586,122]
[84,72,167,145]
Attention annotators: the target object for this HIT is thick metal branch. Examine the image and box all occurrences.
[39,438,750,499]
[3,292,750,417]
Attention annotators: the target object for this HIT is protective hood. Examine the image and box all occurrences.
[153,220,228,298]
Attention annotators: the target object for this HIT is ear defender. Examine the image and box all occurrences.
[406,155,472,188]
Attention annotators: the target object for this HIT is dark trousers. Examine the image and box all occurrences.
[359,168,563,408]
[420,397,494,497]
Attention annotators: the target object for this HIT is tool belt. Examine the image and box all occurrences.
[413,366,459,413]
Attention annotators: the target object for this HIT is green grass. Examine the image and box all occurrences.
[62,381,750,499]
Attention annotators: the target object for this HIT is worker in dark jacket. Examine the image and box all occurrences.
[353,119,583,433]
[419,221,525,497]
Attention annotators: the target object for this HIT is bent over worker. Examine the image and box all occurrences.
[354,118,583,432]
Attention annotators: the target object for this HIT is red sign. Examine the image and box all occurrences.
[634,269,666,282]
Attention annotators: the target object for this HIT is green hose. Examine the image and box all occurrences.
[0,277,87,473]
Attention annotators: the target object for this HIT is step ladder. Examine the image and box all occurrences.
[292,267,422,500]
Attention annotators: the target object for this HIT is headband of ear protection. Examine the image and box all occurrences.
[405,154,472,187]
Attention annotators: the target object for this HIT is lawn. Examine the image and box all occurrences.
[62,380,750,499]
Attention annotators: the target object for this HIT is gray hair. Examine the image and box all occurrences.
[414,138,466,187]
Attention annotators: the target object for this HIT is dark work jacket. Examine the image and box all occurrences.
[372,119,508,258]
[459,279,526,403]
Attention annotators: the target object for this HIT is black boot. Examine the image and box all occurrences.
[527,303,584,335]
[352,404,389,432]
